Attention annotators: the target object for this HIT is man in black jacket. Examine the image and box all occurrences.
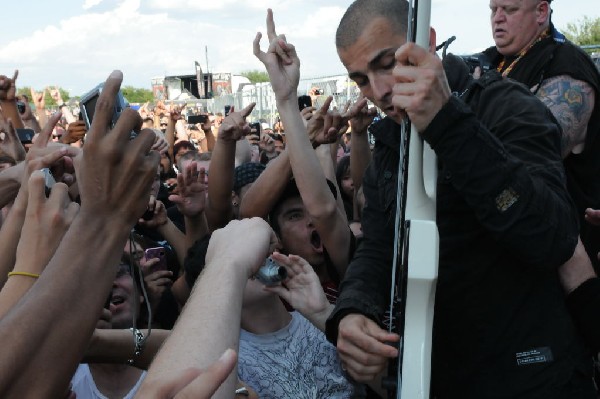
[325,0,596,397]
[483,0,600,353]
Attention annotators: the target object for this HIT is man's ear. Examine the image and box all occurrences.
[429,27,437,54]
[536,1,550,24]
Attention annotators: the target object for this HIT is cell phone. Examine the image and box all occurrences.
[187,114,208,124]
[79,83,133,138]
[298,95,312,111]
[249,122,261,135]
[144,247,167,273]
[16,128,35,144]
[16,101,26,114]
[224,105,233,116]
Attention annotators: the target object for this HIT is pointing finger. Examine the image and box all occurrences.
[266,8,277,41]
[240,102,256,118]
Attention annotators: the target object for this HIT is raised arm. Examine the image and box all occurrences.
[253,11,351,276]
[239,147,292,218]
[84,328,171,370]
[0,113,76,291]
[137,218,277,399]
[349,100,375,191]
[30,88,48,128]
[0,71,24,129]
[206,103,255,230]
[169,162,210,249]
[0,70,160,398]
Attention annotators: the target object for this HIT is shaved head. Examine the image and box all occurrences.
[336,0,409,50]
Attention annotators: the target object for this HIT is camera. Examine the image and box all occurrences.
[16,128,35,144]
[249,122,261,135]
[79,83,133,138]
[298,95,312,111]
[16,101,26,114]
[254,257,287,286]
[187,114,208,124]
[459,53,493,75]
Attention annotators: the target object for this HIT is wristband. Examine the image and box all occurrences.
[7,271,40,279]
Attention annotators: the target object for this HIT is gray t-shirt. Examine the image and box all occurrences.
[238,311,353,399]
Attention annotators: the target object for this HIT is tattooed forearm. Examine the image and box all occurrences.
[536,75,595,158]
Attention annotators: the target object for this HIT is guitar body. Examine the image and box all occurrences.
[394,1,438,397]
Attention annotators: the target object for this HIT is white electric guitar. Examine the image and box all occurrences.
[386,0,438,398]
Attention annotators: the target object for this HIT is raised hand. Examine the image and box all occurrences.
[253,9,300,101]
[140,256,173,311]
[48,86,63,105]
[168,103,186,122]
[0,119,26,162]
[265,253,332,326]
[154,101,167,117]
[62,120,87,144]
[14,170,79,276]
[16,113,79,208]
[206,218,279,279]
[307,96,352,146]
[73,70,159,227]
[137,198,168,228]
[151,129,169,154]
[218,103,256,142]
[346,97,378,135]
[0,71,18,102]
[30,88,46,110]
[168,163,207,218]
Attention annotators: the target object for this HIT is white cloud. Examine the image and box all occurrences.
[82,0,104,10]
[0,0,596,95]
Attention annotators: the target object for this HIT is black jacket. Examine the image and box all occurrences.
[326,66,594,398]
[483,24,600,271]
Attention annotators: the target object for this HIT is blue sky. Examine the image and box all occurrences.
[0,0,596,96]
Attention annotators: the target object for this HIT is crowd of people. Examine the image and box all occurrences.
[0,0,599,398]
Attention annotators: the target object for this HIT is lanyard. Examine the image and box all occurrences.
[497,29,550,77]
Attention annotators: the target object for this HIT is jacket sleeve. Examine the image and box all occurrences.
[326,154,396,344]
[422,81,579,270]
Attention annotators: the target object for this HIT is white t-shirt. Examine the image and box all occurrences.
[70,364,146,399]
[238,311,353,399]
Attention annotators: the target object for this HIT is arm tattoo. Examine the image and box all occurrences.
[536,75,595,158]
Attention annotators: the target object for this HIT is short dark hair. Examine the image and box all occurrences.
[336,0,409,50]
[268,178,337,237]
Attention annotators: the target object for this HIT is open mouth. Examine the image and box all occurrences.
[310,230,323,253]
[111,295,125,306]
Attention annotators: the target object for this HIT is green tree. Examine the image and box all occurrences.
[16,86,70,106]
[121,86,154,104]
[240,70,270,84]
[16,86,31,99]
[563,16,600,52]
